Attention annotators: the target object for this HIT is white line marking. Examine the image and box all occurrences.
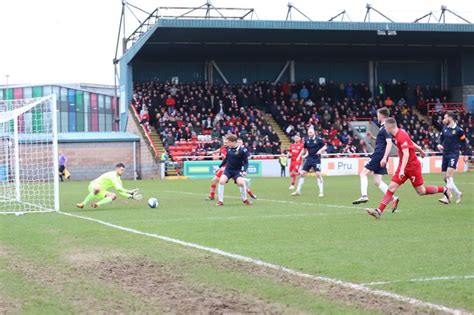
[58,211,463,314]
[163,190,382,211]
[363,275,474,286]
[122,211,364,224]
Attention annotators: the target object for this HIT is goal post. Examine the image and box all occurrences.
[0,95,59,214]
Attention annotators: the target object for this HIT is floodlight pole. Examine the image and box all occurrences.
[286,2,312,21]
[328,10,346,22]
[364,4,394,23]
[438,5,471,24]
[414,12,434,23]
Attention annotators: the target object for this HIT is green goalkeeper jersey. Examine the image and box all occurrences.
[91,171,128,197]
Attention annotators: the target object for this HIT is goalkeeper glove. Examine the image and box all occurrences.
[129,193,143,201]
[129,188,140,195]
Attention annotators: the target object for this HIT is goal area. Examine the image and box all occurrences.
[0,95,59,214]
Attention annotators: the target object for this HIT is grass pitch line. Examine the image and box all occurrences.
[125,211,364,224]
[362,275,474,286]
[163,190,374,211]
[58,211,462,314]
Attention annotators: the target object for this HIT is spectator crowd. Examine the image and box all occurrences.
[132,79,471,159]
[132,81,281,155]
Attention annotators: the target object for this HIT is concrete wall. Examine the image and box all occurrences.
[59,142,137,180]
[55,113,161,181]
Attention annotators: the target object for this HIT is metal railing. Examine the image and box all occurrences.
[167,151,469,161]
[427,103,465,116]
[129,105,159,158]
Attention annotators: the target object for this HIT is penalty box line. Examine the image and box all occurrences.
[58,210,461,315]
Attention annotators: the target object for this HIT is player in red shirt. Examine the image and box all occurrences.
[206,137,228,200]
[367,118,450,219]
[288,135,304,189]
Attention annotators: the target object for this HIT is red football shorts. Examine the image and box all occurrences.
[392,165,424,187]
[215,167,225,178]
[289,160,301,174]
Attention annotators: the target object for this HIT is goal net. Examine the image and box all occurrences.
[0,95,59,214]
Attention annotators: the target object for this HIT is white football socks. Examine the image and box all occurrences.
[317,176,324,194]
[244,177,251,188]
[240,182,247,201]
[360,175,368,196]
[218,184,224,202]
[296,177,305,192]
[446,177,461,196]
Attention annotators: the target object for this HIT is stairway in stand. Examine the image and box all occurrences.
[148,126,179,177]
[264,113,292,151]
[413,108,430,123]
[148,126,165,156]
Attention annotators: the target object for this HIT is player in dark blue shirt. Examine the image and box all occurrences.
[353,108,399,211]
[217,134,253,206]
[437,111,469,204]
[291,127,327,197]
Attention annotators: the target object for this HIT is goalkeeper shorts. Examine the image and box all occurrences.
[88,182,107,199]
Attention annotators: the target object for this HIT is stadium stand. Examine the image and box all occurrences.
[131,78,474,162]
[132,81,282,160]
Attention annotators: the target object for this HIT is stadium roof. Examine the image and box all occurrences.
[121,19,474,62]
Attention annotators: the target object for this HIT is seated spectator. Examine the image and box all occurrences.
[384,97,394,107]
[132,78,460,159]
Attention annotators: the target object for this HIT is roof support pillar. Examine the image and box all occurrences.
[441,58,448,91]
[273,61,290,84]
[289,60,295,83]
[211,60,229,84]
[205,60,214,85]
[368,60,375,98]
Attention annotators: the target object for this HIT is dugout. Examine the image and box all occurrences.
[118,19,474,131]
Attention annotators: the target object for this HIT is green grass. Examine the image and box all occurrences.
[1,173,473,313]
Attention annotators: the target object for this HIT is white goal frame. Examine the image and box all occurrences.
[0,95,59,214]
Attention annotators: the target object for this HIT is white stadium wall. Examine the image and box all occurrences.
[183,156,468,179]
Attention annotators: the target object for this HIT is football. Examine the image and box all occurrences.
[147,197,159,208]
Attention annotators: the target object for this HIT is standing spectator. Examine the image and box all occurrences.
[165,132,175,148]
[345,83,354,99]
[299,85,309,100]
[165,95,176,113]
[58,152,68,182]
[279,152,288,177]
[139,109,150,127]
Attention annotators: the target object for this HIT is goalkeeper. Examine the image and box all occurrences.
[75,163,142,209]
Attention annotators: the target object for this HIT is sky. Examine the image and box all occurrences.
[0,0,472,86]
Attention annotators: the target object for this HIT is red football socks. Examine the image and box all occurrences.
[210,183,217,198]
[425,186,444,194]
[377,190,394,212]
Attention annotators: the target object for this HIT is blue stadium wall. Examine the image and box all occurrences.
[132,59,442,86]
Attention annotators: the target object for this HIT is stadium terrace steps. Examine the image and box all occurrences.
[148,126,178,177]
[148,126,165,157]
[264,113,291,151]
[413,108,430,124]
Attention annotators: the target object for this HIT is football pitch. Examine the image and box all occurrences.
[1,173,473,314]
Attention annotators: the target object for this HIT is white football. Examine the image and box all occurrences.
[148,197,159,208]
